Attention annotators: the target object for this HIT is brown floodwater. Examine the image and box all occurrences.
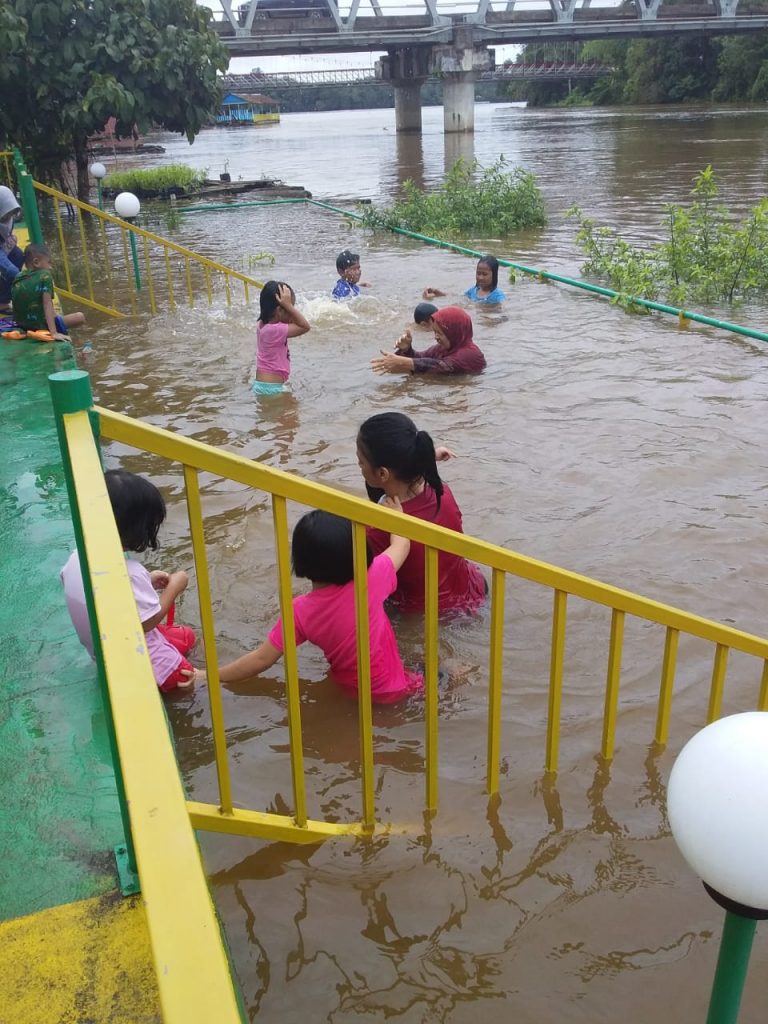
[79,103,768,1021]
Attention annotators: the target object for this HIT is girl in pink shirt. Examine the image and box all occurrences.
[253,280,311,396]
[357,412,487,614]
[206,507,423,704]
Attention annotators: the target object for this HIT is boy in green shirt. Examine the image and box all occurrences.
[11,244,85,339]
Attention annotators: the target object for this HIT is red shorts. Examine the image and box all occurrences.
[157,623,197,692]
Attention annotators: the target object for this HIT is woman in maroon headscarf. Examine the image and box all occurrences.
[371,306,486,377]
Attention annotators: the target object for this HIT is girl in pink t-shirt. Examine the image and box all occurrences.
[204,507,422,704]
[253,279,311,396]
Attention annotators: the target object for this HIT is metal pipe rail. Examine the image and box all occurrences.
[174,196,768,348]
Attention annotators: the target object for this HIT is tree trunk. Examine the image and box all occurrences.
[74,137,90,203]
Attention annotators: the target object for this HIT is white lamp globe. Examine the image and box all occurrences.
[114,192,141,220]
[667,711,768,911]
[89,162,107,180]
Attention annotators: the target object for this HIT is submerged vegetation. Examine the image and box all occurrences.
[569,166,768,308]
[103,164,207,197]
[358,158,546,239]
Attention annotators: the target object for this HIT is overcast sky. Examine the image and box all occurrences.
[197,0,523,74]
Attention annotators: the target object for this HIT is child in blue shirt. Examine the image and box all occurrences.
[423,254,506,305]
[332,249,369,300]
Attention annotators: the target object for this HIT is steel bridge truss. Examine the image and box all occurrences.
[213,0,768,55]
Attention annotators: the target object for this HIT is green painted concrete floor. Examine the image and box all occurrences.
[0,340,121,921]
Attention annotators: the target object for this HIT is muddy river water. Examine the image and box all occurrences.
[81,102,768,1021]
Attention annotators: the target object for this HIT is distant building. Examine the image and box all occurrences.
[216,93,280,127]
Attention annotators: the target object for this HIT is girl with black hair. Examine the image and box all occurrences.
[61,469,197,692]
[357,412,487,614]
[203,507,422,704]
[253,279,310,397]
[422,254,506,305]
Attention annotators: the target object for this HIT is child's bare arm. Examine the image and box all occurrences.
[199,640,283,685]
[423,287,446,299]
[380,495,411,571]
[142,570,188,631]
[277,282,310,337]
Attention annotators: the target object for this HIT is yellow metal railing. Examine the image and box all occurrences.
[32,181,263,319]
[88,402,768,830]
[53,369,768,1014]
[51,373,242,1023]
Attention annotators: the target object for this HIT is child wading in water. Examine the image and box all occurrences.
[61,470,197,692]
[202,507,423,704]
[11,244,85,339]
[423,255,506,305]
[254,280,310,396]
[357,412,487,614]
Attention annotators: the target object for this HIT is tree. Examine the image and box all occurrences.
[714,33,768,101]
[0,0,229,198]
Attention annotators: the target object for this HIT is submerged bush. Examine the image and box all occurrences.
[103,164,207,196]
[358,157,546,238]
[569,165,768,308]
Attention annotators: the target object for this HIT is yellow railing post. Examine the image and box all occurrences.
[424,546,439,812]
[486,568,505,795]
[272,494,308,829]
[545,590,568,774]
[601,608,625,760]
[353,522,376,832]
[183,466,234,816]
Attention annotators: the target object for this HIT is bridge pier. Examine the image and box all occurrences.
[393,78,425,133]
[442,73,477,134]
[376,48,431,133]
[431,39,494,134]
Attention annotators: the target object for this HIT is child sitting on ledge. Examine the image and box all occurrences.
[11,244,85,340]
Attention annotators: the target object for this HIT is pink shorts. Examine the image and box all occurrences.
[157,623,196,692]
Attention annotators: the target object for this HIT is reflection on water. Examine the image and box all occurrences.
[83,106,768,1020]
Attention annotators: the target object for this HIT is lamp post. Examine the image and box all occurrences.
[667,712,768,1024]
[89,162,107,211]
[114,191,141,291]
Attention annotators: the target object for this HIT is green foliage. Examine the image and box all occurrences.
[358,158,546,239]
[103,164,207,195]
[569,166,768,308]
[0,0,228,195]
[507,30,768,107]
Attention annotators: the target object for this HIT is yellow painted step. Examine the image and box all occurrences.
[0,890,160,1023]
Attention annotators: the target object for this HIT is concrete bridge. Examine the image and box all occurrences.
[212,0,768,133]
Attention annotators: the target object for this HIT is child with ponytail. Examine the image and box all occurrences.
[356,412,487,614]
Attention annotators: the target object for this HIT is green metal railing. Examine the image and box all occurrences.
[176,195,768,348]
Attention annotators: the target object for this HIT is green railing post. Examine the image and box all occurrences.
[706,911,757,1024]
[17,169,43,245]
[48,369,140,896]
[128,227,142,290]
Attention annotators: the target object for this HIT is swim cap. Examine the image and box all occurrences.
[336,249,360,272]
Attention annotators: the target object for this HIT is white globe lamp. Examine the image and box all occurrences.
[114,192,141,220]
[667,712,768,1024]
[114,192,142,291]
[89,162,107,210]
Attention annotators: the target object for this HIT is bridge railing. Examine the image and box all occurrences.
[52,369,768,854]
